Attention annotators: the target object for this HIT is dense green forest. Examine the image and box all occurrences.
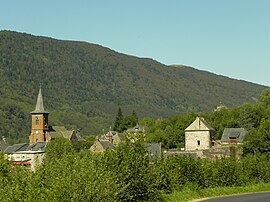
[0,30,267,143]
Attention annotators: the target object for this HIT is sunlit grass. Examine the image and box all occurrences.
[162,182,270,202]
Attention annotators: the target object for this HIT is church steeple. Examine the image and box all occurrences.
[31,87,48,114]
[29,87,49,144]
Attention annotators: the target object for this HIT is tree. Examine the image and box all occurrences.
[106,140,159,201]
[131,110,138,125]
[45,137,75,161]
[113,107,123,132]
[243,119,270,155]
[259,88,270,106]
[114,109,138,132]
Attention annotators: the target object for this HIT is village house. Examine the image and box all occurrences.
[221,128,247,144]
[90,127,162,157]
[185,117,215,151]
[89,131,116,152]
[125,124,147,143]
[4,142,46,171]
[163,117,243,159]
[144,143,161,158]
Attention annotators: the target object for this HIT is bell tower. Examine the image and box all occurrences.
[29,87,49,144]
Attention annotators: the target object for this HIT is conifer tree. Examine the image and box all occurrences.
[113,107,123,132]
[131,110,138,125]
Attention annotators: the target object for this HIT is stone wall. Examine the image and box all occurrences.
[185,131,211,151]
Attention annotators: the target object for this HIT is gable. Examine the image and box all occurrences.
[90,140,115,152]
[185,117,214,131]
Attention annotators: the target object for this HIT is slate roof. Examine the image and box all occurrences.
[31,87,49,114]
[27,141,47,151]
[4,143,29,154]
[185,117,215,131]
[127,124,147,133]
[73,132,85,142]
[144,143,161,157]
[221,128,247,143]
[99,140,115,150]
[49,126,74,139]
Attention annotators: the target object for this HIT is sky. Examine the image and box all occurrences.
[0,0,269,86]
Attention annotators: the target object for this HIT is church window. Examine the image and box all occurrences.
[197,140,200,146]
[36,117,40,125]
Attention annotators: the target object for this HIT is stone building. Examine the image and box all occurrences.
[29,88,50,144]
[89,139,115,153]
[4,142,47,171]
[185,117,215,151]
[89,130,118,152]
[29,88,84,144]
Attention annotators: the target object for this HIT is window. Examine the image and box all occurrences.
[35,117,40,125]
[197,140,200,146]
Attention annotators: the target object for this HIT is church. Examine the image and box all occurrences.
[29,87,84,144]
[4,87,84,171]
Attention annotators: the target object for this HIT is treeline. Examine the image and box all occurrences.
[0,30,266,141]
[113,108,138,132]
[2,138,270,201]
[142,89,270,155]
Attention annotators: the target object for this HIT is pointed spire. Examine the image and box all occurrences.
[31,87,48,114]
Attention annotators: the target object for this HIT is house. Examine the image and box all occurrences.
[221,128,247,144]
[89,139,115,153]
[126,124,147,143]
[4,143,29,154]
[113,132,125,146]
[101,130,125,146]
[4,142,47,171]
[185,117,215,151]
[89,130,116,153]
[48,126,84,144]
[144,143,161,158]
[126,124,147,133]
[29,87,84,144]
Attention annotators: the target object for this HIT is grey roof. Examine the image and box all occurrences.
[99,140,115,150]
[127,124,147,133]
[27,141,47,151]
[4,143,29,154]
[31,87,49,114]
[49,131,63,139]
[73,132,85,142]
[144,143,161,157]
[221,128,247,143]
[49,126,73,139]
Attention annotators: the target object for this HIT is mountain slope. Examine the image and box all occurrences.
[0,30,266,141]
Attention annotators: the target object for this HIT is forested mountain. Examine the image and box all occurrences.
[0,30,267,142]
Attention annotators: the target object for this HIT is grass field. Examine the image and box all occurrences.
[162,182,270,202]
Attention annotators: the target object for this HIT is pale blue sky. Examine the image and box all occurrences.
[1,0,269,86]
